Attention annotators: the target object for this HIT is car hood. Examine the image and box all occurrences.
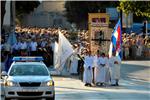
[8,76,52,82]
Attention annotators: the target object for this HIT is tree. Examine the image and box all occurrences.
[118,1,150,19]
[16,1,40,24]
[64,1,119,29]
[1,1,40,29]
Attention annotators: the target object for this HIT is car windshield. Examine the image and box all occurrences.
[9,64,49,76]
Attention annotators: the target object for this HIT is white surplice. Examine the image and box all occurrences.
[109,56,121,84]
[97,57,109,83]
[70,53,78,74]
[93,55,100,83]
[83,55,94,84]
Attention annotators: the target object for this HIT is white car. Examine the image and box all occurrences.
[2,57,55,100]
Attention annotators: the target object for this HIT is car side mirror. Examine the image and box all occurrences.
[1,71,8,79]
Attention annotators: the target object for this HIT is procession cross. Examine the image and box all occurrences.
[91,31,110,45]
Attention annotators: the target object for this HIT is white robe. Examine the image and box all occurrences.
[83,55,93,84]
[109,56,121,84]
[93,55,100,83]
[97,57,109,83]
[70,54,78,74]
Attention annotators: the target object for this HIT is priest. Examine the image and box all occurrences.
[97,53,109,86]
[83,50,94,87]
[109,52,121,86]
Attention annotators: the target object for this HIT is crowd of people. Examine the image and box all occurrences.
[1,26,57,71]
[122,32,150,60]
[1,26,150,87]
[1,26,89,72]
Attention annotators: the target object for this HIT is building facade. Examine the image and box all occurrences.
[22,1,71,29]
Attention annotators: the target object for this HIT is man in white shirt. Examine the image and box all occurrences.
[12,41,21,56]
[41,39,47,48]
[26,39,31,56]
[30,39,38,56]
[109,52,121,86]
[20,40,27,56]
[83,50,93,87]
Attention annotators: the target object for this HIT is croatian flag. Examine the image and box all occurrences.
[109,19,122,59]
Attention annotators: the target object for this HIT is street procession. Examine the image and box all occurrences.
[1,1,150,100]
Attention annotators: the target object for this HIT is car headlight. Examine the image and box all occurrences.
[46,80,54,86]
[6,81,17,86]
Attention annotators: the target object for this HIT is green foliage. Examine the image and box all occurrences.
[65,1,119,29]
[65,1,150,28]
[118,1,150,18]
[16,1,40,21]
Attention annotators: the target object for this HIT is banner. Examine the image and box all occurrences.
[109,19,122,58]
[53,41,59,69]
[56,31,74,72]
[88,13,110,53]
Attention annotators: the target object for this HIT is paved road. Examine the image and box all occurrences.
[54,61,150,100]
[1,61,150,100]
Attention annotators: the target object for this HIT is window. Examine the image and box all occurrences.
[9,64,49,76]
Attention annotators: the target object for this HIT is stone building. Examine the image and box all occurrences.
[22,1,71,29]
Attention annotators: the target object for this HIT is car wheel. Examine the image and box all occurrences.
[46,95,55,100]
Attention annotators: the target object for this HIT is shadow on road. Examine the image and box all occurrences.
[121,61,150,81]
[55,85,150,100]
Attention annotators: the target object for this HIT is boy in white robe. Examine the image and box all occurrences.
[109,52,121,86]
[97,53,109,86]
[93,50,101,85]
[83,51,93,87]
